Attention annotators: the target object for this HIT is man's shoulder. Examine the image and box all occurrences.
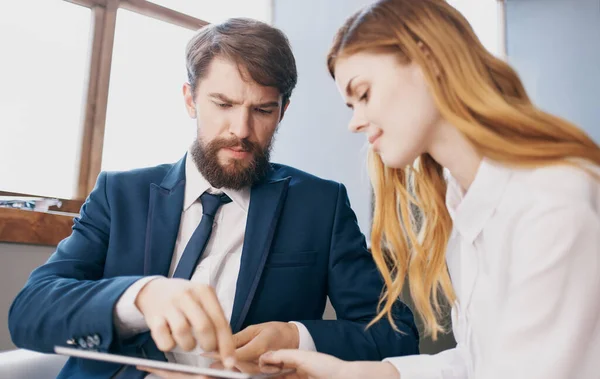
[269,163,340,189]
[101,161,182,194]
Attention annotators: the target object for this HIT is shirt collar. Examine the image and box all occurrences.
[446,158,513,244]
[183,150,251,213]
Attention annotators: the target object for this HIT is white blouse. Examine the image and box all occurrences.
[387,159,600,379]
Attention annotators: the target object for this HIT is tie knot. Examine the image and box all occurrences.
[199,192,232,217]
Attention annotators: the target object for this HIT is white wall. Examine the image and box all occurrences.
[448,0,504,56]
[506,0,600,143]
[0,243,55,351]
[270,0,374,237]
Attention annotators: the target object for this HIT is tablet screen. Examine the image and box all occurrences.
[54,346,294,379]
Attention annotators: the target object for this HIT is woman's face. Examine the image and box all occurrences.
[334,51,442,168]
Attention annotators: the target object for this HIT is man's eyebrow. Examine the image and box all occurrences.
[209,93,241,104]
[255,101,279,108]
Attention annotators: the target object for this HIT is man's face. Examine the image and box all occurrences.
[183,57,289,189]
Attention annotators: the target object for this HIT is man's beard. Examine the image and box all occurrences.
[190,136,272,190]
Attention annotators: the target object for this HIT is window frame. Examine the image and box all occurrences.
[67,0,208,198]
[1,0,208,245]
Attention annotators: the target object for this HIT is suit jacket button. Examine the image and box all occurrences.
[91,334,102,346]
[77,337,88,349]
[86,335,97,347]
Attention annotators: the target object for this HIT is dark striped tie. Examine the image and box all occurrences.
[118,192,232,377]
[172,192,232,279]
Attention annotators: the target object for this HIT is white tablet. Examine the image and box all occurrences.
[54,346,294,378]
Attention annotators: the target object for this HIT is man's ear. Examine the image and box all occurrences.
[183,82,197,119]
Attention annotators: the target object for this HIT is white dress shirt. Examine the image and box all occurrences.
[387,159,600,379]
[114,153,316,365]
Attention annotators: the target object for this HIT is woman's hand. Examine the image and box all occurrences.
[259,350,400,379]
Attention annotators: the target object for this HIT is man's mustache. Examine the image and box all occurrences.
[210,137,257,152]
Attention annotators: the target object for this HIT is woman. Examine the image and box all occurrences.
[260,0,600,378]
[142,0,600,378]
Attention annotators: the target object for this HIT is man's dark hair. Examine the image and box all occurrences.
[186,18,298,107]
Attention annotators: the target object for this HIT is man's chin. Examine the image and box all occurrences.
[218,153,252,166]
[217,158,251,173]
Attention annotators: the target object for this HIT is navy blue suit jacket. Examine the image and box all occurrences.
[9,156,418,378]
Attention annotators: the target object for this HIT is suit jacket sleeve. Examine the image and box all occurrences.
[299,183,419,360]
[8,172,144,353]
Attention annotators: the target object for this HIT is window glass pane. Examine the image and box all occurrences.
[448,0,502,56]
[148,0,272,24]
[0,0,90,198]
[101,9,196,172]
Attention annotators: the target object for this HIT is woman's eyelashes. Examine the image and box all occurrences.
[359,89,369,103]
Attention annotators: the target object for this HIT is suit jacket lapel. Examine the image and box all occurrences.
[229,175,291,333]
[144,156,186,276]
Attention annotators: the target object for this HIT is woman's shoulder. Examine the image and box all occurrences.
[508,160,600,209]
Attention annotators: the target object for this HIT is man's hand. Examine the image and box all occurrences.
[233,322,300,361]
[135,277,235,367]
